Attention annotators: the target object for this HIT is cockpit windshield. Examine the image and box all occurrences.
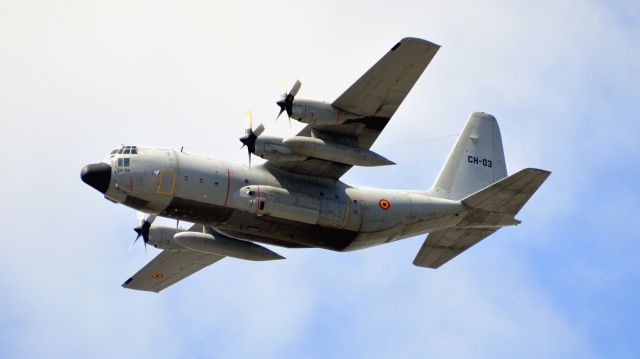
[110,145,138,156]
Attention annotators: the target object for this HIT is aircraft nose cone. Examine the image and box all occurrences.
[81,162,112,194]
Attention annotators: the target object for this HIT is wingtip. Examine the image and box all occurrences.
[122,277,134,287]
[523,167,552,176]
[400,37,442,48]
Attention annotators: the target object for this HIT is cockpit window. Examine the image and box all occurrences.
[117,158,130,167]
[111,146,138,156]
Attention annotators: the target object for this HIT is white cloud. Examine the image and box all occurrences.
[1,0,638,357]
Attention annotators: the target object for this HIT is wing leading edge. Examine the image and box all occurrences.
[266,37,440,180]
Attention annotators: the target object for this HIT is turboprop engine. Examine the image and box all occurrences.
[275,80,360,126]
[242,108,393,166]
[252,136,307,162]
[173,230,284,261]
[282,136,394,166]
[288,100,360,126]
[140,220,283,261]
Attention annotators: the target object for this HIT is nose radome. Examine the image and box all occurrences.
[81,162,112,194]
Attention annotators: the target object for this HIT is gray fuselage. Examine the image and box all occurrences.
[98,146,464,251]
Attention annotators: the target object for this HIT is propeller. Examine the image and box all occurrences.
[239,111,265,167]
[132,212,157,252]
[276,79,301,122]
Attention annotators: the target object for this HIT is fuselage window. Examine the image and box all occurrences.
[131,147,137,154]
[117,148,124,154]
[124,147,131,154]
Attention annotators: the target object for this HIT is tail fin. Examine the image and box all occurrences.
[430,112,507,200]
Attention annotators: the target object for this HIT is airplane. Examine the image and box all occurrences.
[81,37,550,293]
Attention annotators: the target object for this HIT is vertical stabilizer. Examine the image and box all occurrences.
[430,112,507,200]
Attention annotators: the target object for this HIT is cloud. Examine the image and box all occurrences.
[1,0,639,357]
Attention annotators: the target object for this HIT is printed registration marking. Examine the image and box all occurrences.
[379,199,391,210]
[467,155,493,168]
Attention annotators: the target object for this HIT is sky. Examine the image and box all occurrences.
[1,0,639,358]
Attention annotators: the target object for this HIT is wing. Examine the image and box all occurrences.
[332,37,440,118]
[413,228,497,269]
[122,249,224,293]
[266,37,440,180]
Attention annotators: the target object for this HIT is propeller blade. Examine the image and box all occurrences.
[277,79,287,99]
[253,123,265,137]
[130,232,142,252]
[289,80,301,97]
[239,111,265,168]
[245,111,253,137]
[275,80,301,121]
[132,213,156,252]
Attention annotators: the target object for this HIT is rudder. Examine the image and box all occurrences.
[429,112,507,200]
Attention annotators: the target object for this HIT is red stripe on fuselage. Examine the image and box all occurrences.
[224,169,231,207]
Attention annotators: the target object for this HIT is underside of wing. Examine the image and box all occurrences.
[122,249,224,293]
[266,37,440,180]
[332,37,440,118]
[413,228,497,269]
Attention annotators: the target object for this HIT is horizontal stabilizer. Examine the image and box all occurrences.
[413,229,497,268]
[461,168,551,214]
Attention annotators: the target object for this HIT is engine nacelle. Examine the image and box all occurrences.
[253,136,307,162]
[282,136,394,167]
[173,230,284,261]
[146,225,184,250]
[290,99,359,126]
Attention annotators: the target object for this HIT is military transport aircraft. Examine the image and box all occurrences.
[81,37,550,293]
